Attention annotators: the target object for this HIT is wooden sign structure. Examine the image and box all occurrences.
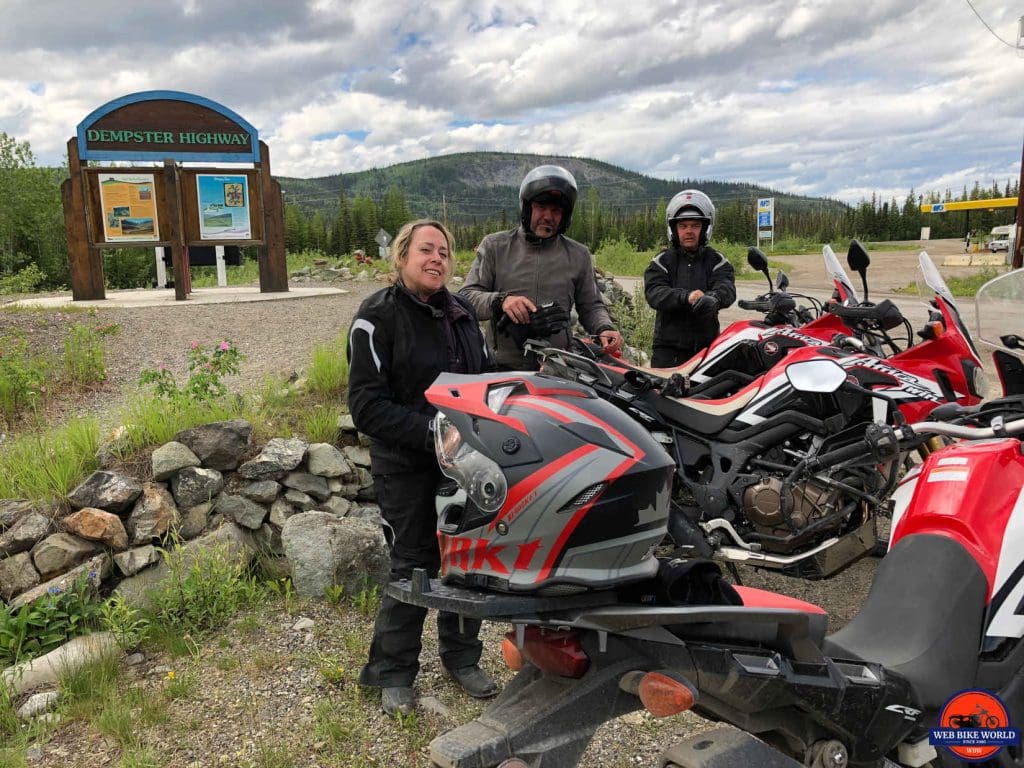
[63,90,287,300]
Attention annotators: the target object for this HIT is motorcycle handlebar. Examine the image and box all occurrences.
[738,298,770,312]
[902,416,1024,441]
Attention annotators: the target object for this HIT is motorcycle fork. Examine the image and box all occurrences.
[917,436,945,461]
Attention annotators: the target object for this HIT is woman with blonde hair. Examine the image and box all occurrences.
[347,219,496,716]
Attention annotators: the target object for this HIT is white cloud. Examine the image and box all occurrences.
[0,0,1020,203]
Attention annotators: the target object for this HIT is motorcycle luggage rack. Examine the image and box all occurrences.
[389,569,825,663]
[387,568,620,617]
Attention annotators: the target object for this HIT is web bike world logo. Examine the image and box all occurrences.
[930,690,1020,761]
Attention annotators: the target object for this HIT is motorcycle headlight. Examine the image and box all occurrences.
[433,413,507,513]
[971,365,989,399]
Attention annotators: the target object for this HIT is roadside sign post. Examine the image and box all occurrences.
[757,197,775,251]
[65,90,286,301]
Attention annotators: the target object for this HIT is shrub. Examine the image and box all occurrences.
[138,340,244,403]
[0,263,47,294]
[0,572,103,667]
[0,332,49,426]
[64,321,119,385]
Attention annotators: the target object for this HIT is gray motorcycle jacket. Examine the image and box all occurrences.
[460,227,615,369]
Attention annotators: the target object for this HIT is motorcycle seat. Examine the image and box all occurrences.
[822,533,986,710]
[654,385,760,434]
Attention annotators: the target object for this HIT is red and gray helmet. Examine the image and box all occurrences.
[667,189,715,247]
[426,371,674,594]
[519,165,578,235]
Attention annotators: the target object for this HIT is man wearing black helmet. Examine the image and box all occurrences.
[460,164,623,369]
[644,189,736,367]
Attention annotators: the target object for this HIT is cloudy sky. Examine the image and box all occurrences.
[1,0,1021,203]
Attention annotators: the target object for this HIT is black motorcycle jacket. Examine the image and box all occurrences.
[347,282,492,473]
[644,244,736,360]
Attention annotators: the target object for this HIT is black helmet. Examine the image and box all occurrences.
[519,165,578,235]
[666,189,715,247]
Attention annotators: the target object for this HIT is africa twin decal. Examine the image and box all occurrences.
[840,356,950,404]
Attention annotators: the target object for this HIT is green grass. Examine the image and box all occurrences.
[307,337,349,396]
[301,403,340,444]
[893,268,1005,297]
[0,417,100,501]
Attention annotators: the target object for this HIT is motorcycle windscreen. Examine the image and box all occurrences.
[916,249,981,361]
[822,245,859,305]
[976,267,1024,357]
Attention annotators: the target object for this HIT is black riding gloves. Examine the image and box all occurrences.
[691,294,720,317]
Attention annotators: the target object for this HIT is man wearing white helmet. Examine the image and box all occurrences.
[644,189,736,367]
[460,164,623,369]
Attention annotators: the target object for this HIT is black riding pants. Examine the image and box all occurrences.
[358,466,483,688]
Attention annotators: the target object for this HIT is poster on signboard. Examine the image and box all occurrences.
[197,174,251,240]
[99,173,159,241]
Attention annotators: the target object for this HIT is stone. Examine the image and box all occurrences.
[268,498,297,528]
[178,503,212,540]
[306,443,351,478]
[114,545,161,577]
[291,617,315,632]
[0,552,40,600]
[336,413,356,433]
[174,419,252,471]
[67,471,143,514]
[17,691,60,720]
[114,524,255,609]
[215,494,268,530]
[254,523,283,556]
[282,471,331,502]
[126,483,179,545]
[31,533,102,581]
[281,511,390,598]
[0,499,35,530]
[319,496,352,517]
[342,445,371,469]
[240,480,281,505]
[63,508,128,550]
[151,441,201,481]
[0,511,53,557]
[171,467,225,508]
[238,438,308,480]
[11,554,110,609]
[283,489,317,511]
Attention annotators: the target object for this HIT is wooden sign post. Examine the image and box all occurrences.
[63,90,287,301]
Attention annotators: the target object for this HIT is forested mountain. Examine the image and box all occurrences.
[278,151,843,225]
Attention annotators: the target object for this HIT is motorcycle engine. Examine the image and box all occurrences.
[740,476,841,551]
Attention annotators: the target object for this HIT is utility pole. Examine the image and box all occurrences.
[442,194,448,228]
[1014,134,1024,269]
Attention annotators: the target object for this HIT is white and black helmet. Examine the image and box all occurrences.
[519,165,578,235]
[666,189,715,247]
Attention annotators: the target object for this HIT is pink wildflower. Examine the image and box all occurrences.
[190,341,199,350]
[158,363,167,371]
[218,341,230,352]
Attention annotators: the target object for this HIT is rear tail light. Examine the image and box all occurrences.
[502,626,590,679]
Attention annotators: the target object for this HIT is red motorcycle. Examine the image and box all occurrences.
[531,250,984,578]
[641,241,911,395]
[396,267,1024,766]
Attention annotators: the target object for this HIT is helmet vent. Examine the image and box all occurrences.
[558,483,605,513]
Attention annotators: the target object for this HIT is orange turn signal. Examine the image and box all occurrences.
[638,671,696,717]
[502,635,524,671]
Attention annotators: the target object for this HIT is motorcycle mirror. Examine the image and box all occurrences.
[786,359,848,394]
[847,240,871,303]
[747,247,772,292]
[777,270,790,292]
